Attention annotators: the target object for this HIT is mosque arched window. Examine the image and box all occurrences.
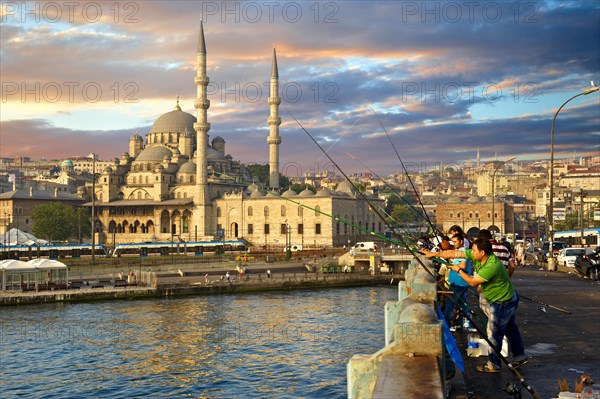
[248,206,253,217]
[315,205,320,217]
[217,207,222,217]
[264,206,269,217]
[298,207,303,217]
[450,212,454,218]
[469,212,473,218]
[281,206,286,217]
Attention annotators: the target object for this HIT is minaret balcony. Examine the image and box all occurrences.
[268,97,281,105]
[267,116,281,125]
[194,122,211,132]
[267,137,282,145]
[194,99,211,109]
[195,76,210,86]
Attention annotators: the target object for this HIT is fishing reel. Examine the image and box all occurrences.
[503,382,523,399]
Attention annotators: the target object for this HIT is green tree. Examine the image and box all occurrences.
[389,204,422,226]
[32,203,90,242]
[242,163,290,190]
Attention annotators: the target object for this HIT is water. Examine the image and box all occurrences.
[0,286,397,398]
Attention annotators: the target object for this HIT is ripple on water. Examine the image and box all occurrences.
[0,286,396,398]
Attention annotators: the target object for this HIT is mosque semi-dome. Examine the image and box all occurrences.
[150,109,197,134]
[136,146,173,162]
[178,161,197,174]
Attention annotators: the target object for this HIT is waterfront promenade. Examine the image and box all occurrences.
[0,260,398,305]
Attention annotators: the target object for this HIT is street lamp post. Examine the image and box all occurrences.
[548,84,599,271]
[491,157,516,234]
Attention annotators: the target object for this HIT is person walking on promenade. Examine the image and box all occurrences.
[515,242,525,266]
[421,238,528,373]
[226,271,230,282]
[267,269,271,278]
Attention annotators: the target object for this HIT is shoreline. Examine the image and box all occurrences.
[0,273,397,306]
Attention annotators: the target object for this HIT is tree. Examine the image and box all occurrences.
[32,203,90,242]
[242,163,290,190]
[389,204,422,226]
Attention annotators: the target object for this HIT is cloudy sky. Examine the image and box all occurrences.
[1,0,599,177]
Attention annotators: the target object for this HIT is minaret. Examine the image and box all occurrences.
[476,147,480,167]
[267,48,282,190]
[193,21,212,239]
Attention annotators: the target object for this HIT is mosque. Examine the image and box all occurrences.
[92,22,384,249]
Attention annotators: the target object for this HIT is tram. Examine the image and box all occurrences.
[1,243,109,260]
[112,239,248,257]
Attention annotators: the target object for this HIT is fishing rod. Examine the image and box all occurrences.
[369,106,441,236]
[347,152,440,237]
[288,110,541,399]
[519,294,571,314]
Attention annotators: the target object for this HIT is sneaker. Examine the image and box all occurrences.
[511,358,529,369]
[476,363,501,373]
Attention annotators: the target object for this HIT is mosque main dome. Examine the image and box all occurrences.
[150,108,197,134]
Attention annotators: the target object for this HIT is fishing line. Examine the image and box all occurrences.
[288,110,542,399]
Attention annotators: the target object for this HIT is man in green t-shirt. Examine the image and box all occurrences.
[422,238,528,373]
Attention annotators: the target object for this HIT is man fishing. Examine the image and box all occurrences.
[421,238,528,373]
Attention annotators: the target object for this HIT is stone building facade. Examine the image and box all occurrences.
[435,197,515,237]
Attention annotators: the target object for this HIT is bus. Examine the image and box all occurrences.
[112,239,248,258]
[1,243,109,260]
[553,228,600,248]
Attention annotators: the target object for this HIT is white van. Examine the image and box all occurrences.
[352,242,377,251]
[283,244,303,252]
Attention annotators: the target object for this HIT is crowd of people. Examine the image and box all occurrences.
[419,225,529,374]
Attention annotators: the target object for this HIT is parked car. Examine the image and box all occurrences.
[556,247,587,268]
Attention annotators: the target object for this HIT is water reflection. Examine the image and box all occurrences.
[1,286,396,399]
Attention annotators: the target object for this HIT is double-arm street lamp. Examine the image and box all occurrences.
[491,157,516,233]
[547,83,599,270]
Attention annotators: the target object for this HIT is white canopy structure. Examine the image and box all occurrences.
[1,228,48,246]
[0,258,68,291]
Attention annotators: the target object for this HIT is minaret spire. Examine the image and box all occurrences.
[267,48,282,190]
[193,20,212,239]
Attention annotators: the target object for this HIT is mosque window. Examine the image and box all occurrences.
[298,207,303,217]
[217,207,222,217]
[264,224,270,234]
[264,206,269,217]
[281,224,287,234]
[316,223,322,235]
[248,224,253,234]
[450,212,454,218]
[315,205,320,216]
[190,176,194,183]
[248,206,253,217]
[487,212,491,218]
[475,212,479,218]
[469,212,473,218]
[281,206,286,217]
[146,176,149,184]
[298,224,303,234]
